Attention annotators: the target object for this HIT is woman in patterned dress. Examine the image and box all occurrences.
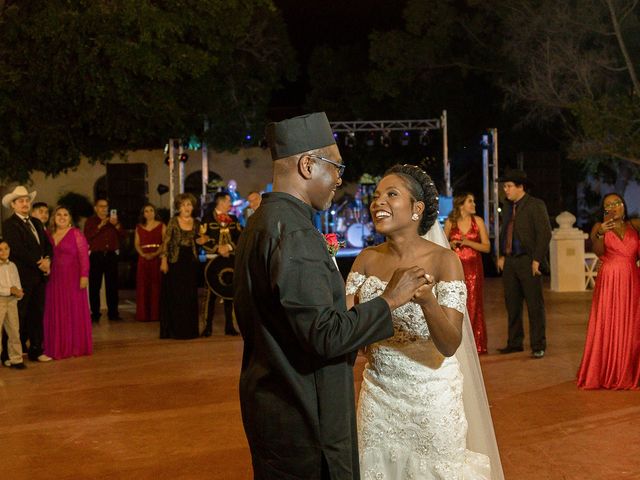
[346,165,502,479]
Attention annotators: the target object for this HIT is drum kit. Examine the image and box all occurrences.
[322,185,379,249]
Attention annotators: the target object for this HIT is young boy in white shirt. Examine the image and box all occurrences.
[0,240,26,369]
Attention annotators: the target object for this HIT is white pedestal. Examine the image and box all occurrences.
[550,211,588,292]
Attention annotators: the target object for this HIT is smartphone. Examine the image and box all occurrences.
[110,209,117,218]
[603,211,615,222]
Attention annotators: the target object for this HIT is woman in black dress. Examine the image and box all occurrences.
[159,193,204,339]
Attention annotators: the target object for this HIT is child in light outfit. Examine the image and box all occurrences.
[0,240,26,369]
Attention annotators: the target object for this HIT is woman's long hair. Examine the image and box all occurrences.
[447,192,473,226]
[49,205,73,233]
[138,203,159,225]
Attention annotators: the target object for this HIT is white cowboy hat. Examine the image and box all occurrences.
[2,186,37,208]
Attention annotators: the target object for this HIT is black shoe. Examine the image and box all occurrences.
[531,350,545,359]
[225,330,239,336]
[9,362,26,370]
[91,315,101,323]
[108,315,123,321]
[201,328,212,338]
[498,345,524,354]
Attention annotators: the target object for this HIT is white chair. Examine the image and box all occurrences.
[584,252,599,289]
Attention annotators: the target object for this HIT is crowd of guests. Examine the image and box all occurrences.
[0,184,262,369]
[1,170,637,392]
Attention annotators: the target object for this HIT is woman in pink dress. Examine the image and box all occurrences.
[134,204,165,322]
[445,193,491,354]
[577,193,640,389]
[43,206,92,359]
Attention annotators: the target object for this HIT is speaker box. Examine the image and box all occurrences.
[106,164,148,229]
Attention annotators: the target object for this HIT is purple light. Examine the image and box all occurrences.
[333,133,338,139]
[403,131,410,137]
[245,134,252,141]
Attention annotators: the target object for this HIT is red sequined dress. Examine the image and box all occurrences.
[449,216,487,354]
[577,225,640,389]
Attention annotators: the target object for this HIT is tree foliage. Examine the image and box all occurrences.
[500,0,640,167]
[0,0,295,181]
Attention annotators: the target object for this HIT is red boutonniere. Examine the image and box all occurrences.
[324,233,344,257]
[217,213,233,226]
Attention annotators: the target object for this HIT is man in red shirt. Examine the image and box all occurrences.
[84,199,126,322]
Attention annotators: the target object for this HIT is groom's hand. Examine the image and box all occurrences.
[380,266,427,311]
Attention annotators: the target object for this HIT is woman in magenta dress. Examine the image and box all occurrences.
[43,206,92,359]
[577,193,640,389]
[134,204,165,322]
[445,192,491,354]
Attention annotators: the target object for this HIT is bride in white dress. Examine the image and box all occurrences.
[346,165,504,479]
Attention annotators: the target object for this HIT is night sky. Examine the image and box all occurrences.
[271,0,407,110]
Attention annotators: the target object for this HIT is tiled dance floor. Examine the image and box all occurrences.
[0,279,638,479]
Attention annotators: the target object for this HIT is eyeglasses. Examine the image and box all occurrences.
[307,154,346,178]
[604,200,623,209]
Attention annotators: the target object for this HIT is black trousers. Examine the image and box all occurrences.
[1,279,45,361]
[205,290,234,333]
[503,254,547,351]
[89,251,119,319]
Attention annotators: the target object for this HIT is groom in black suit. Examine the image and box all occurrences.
[1,186,53,362]
[233,112,427,479]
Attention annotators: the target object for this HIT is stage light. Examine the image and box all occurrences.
[380,130,391,148]
[419,130,429,146]
[157,184,169,195]
[400,131,410,147]
[345,132,356,148]
[179,153,189,163]
[365,133,375,147]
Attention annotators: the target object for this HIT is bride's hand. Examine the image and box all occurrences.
[412,274,436,305]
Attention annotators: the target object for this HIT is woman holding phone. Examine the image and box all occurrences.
[577,193,640,389]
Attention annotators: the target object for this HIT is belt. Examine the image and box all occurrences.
[141,244,160,249]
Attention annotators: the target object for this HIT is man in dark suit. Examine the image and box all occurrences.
[1,186,53,363]
[201,191,242,336]
[233,112,427,479]
[497,169,552,359]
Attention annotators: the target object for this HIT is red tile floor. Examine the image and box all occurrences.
[0,278,638,479]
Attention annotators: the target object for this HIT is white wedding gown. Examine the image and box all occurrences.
[347,272,491,479]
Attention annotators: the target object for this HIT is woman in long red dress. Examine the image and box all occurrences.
[445,193,491,354]
[577,193,640,390]
[134,204,165,322]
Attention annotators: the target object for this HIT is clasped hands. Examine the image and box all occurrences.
[37,257,50,275]
[381,266,436,311]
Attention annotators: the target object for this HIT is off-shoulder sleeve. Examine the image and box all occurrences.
[434,280,467,314]
[74,228,90,277]
[345,271,367,296]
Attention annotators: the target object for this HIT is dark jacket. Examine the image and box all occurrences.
[500,193,552,267]
[201,211,242,254]
[2,214,53,286]
[233,192,393,480]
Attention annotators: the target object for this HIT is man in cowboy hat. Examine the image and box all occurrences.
[233,112,427,479]
[496,169,552,359]
[1,186,53,363]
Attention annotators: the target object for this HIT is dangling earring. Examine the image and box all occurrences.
[411,213,419,221]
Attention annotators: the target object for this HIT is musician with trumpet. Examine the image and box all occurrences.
[200,191,242,336]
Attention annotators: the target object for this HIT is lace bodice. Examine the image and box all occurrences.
[348,272,491,479]
[346,271,467,345]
